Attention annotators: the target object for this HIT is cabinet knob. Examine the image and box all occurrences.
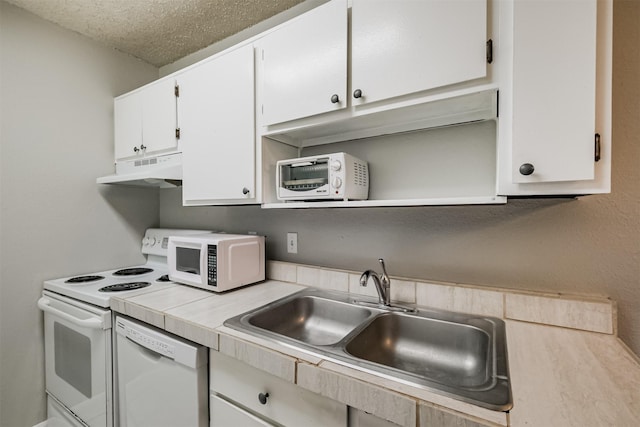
[133,146,139,153]
[330,94,340,104]
[242,187,250,195]
[519,163,535,176]
[140,144,146,151]
[258,392,269,405]
[353,89,363,99]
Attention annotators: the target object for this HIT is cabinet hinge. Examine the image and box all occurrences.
[594,133,601,161]
[174,84,180,97]
[486,39,493,64]
[175,128,181,139]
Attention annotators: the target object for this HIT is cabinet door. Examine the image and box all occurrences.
[141,78,178,155]
[210,394,274,427]
[351,0,487,105]
[114,91,142,160]
[511,0,597,183]
[180,44,255,204]
[114,78,178,161]
[259,0,347,126]
[210,352,347,427]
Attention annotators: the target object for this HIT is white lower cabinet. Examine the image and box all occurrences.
[209,351,347,426]
[210,394,273,427]
[348,407,401,427]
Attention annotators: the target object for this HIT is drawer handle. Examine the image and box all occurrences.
[258,392,269,405]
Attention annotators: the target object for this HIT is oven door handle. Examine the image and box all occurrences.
[37,297,104,329]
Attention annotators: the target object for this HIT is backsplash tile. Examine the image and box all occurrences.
[415,282,504,318]
[505,293,615,334]
[297,265,349,292]
[267,260,297,283]
[349,274,416,303]
[268,261,618,334]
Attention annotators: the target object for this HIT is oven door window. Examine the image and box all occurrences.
[54,322,92,397]
[176,247,201,274]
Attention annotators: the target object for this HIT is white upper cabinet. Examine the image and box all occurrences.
[179,44,256,205]
[259,0,347,126]
[511,0,597,184]
[351,0,487,106]
[114,78,178,161]
[497,0,611,195]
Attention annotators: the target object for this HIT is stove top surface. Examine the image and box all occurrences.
[44,261,174,307]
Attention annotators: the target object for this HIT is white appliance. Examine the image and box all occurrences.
[37,228,210,427]
[276,152,369,201]
[114,316,208,426]
[96,152,182,189]
[168,233,265,292]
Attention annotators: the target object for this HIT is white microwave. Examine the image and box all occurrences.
[276,152,369,201]
[168,233,265,292]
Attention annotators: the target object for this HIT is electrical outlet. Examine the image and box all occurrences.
[287,232,298,254]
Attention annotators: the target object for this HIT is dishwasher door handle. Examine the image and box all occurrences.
[37,297,104,329]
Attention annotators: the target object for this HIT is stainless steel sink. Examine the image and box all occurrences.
[345,312,492,388]
[246,295,373,345]
[224,288,512,411]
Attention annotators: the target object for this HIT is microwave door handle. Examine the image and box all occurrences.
[37,297,104,329]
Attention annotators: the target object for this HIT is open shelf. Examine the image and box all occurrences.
[262,195,507,209]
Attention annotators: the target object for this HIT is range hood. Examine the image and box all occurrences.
[97,152,182,188]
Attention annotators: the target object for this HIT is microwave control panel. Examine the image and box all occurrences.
[207,245,217,287]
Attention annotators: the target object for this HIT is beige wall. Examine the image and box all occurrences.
[0,2,159,426]
[160,0,640,356]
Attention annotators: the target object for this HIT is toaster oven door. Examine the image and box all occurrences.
[278,158,330,199]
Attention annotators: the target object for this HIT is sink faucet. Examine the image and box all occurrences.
[360,258,391,306]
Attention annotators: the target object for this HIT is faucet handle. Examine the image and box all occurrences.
[378,258,390,285]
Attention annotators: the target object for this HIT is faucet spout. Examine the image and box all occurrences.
[359,258,391,306]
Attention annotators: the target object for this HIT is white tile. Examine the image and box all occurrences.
[415,282,503,317]
[297,363,417,427]
[349,274,415,304]
[506,321,640,427]
[267,260,297,283]
[391,279,416,304]
[505,293,614,333]
[297,266,349,292]
[219,334,296,383]
[317,362,508,426]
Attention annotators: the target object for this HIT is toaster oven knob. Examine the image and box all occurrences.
[330,160,342,171]
[332,177,342,189]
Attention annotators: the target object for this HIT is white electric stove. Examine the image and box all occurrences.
[38,228,210,427]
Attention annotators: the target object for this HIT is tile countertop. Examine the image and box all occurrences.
[110,279,640,427]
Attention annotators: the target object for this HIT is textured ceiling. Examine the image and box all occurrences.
[6,0,305,67]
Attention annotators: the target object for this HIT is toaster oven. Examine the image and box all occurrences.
[276,152,369,201]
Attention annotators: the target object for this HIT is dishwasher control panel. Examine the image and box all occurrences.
[117,320,176,359]
[115,316,206,369]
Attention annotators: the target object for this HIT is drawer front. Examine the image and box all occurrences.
[210,394,273,427]
[210,351,347,427]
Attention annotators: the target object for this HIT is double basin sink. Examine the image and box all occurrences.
[224,288,512,411]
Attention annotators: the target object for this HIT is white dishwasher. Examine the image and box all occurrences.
[114,316,208,427]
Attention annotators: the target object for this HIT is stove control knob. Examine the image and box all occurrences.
[148,237,157,246]
[332,177,342,189]
[330,160,342,171]
[142,237,150,246]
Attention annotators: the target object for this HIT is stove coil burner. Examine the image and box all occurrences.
[65,275,105,284]
[113,267,154,276]
[99,282,151,292]
[157,274,171,282]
